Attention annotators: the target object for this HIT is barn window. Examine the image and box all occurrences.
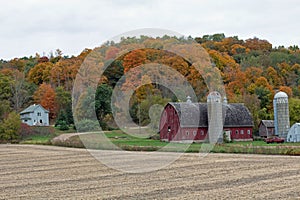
[168,126,171,132]
[201,130,204,135]
[186,131,189,136]
[240,130,244,134]
[247,130,251,135]
[40,119,43,123]
[193,131,197,136]
[235,130,238,134]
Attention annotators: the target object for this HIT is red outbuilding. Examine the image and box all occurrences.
[159,101,253,143]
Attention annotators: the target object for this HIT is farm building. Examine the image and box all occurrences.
[20,104,49,126]
[258,120,275,138]
[159,97,253,143]
[287,123,300,142]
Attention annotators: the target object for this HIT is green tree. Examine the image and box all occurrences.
[0,111,21,141]
[136,95,170,128]
[55,86,73,124]
[289,98,300,125]
[0,100,11,120]
[255,87,272,109]
[0,73,12,101]
[95,84,113,128]
[74,87,96,121]
[75,119,100,132]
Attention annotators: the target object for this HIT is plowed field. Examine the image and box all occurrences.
[1,144,300,199]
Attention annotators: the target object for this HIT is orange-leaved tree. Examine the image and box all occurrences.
[33,83,57,120]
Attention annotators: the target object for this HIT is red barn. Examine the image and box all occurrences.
[159,102,253,142]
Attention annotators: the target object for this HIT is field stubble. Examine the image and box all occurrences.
[0,144,300,199]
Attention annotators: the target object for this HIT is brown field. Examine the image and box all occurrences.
[1,144,300,199]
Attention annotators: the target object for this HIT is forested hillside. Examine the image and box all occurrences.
[1,34,300,138]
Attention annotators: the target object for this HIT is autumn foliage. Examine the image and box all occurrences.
[33,83,57,119]
[0,35,300,133]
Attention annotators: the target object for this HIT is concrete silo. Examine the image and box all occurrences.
[207,91,223,143]
[273,91,290,139]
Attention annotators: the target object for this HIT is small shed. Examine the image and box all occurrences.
[258,120,275,138]
[20,104,49,126]
[287,123,300,142]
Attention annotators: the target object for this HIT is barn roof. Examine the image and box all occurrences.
[167,102,253,128]
[20,104,49,114]
[260,120,274,128]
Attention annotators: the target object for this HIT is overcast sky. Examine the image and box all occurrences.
[1,0,300,60]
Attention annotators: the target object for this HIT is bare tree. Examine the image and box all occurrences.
[10,70,30,111]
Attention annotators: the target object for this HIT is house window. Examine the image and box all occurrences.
[235,130,239,134]
[40,119,43,124]
[24,120,27,122]
[37,112,41,116]
[240,130,244,134]
[193,131,197,136]
[186,131,189,136]
[247,130,251,135]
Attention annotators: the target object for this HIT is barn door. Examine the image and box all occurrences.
[168,129,174,141]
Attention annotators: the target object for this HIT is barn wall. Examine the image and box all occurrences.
[159,105,180,142]
[259,124,267,137]
[179,127,208,142]
[258,124,275,138]
[226,127,253,141]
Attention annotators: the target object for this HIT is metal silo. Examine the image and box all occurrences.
[207,91,223,143]
[273,91,290,139]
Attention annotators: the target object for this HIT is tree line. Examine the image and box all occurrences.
[1,34,300,140]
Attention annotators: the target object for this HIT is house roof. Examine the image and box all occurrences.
[260,120,274,128]
[20,104,49,114]
[167,102,253,128]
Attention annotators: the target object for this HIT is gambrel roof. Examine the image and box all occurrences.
[167,102,253,128]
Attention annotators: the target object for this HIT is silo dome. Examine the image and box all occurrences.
[207,91,221,103]
[274,91,288,99]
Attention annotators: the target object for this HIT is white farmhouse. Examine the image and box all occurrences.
[20,104,49,126]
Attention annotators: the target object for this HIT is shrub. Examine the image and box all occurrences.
[223,132,232,143]
[31,126,55,136]
[19,123,33,138]
[55,120,69,131]
[0,111,21,142]
[75,119,100,132]
[58,120,69,131]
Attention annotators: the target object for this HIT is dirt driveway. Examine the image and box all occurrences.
[1,144,300,199]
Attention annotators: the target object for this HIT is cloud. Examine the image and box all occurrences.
[0,0,299,59]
